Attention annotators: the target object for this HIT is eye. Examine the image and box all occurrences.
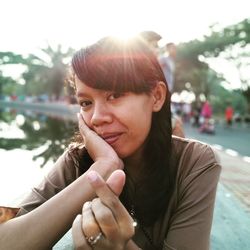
[79,100,92,109]
[108,92,124,100]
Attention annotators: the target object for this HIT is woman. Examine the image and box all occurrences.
[0,36,221,250]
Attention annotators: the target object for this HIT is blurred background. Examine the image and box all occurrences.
[0,0,250,249]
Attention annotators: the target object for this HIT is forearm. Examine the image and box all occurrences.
[0,160,118,250]
[0,173,93,249]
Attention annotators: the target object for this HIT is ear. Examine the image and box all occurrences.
[152,81,166,112]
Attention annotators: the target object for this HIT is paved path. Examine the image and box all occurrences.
[217,150,250,213]
[211,184,250,250]
[184,123,250,249]
[210,150,250,250]
[184,122,250,158]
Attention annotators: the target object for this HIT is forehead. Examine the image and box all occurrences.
[75,77,109,99]
[75,77,94,94]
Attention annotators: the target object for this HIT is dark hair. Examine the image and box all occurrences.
[166,42,175,48]
[71,36,175,226]
[139,31,162,43]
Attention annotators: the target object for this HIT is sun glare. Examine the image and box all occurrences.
[111,29,138,41]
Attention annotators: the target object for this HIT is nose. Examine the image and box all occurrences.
[91,103,112,127]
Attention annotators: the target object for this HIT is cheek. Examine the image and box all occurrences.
[80,110,93,128]
[127,106,153,140]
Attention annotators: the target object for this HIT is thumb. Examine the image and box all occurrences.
[106,170,126,196]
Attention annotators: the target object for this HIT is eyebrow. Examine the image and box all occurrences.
[76,92,88,98]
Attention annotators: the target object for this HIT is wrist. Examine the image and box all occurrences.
[89,158,123,181]
[96,157,124,170]
[125,239,142,250]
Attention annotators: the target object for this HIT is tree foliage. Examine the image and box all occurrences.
[0,52,27,65]
[0,45,75,99]
[0,71,22,97]
[174,18,250,113]
[22,45,75,99]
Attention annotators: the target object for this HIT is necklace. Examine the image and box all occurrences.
[130,205,159,250]
[123,174,159,249]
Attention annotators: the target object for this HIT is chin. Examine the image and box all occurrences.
[113,141,143,160]
[117,146,142,160]
[114,148,132,159]
[117,151,130,159]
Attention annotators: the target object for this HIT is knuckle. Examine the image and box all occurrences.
[92,198,113,219]
[100,207,113,219]
[91,198,100,209]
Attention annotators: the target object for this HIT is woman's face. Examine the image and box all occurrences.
[75,78,157,159]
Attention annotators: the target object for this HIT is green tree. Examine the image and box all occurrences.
[0,71,22,97]
[0,52,27,65]
[0,45,75,99]
[23,45,75,99]
[174,18,250,111]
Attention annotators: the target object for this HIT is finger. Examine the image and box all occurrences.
[72,215,91,250]
[81,201,101,239]
[77,112,92,138]
[87,171,133,224]
[106,169,126,196]
[91,198,119,240]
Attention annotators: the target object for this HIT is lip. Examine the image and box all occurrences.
[101,133,123,145]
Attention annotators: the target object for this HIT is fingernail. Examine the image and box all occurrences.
[87,171,98,183]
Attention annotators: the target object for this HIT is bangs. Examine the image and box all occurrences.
[71,37,166,93]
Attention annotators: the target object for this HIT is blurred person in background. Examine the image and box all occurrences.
[158,42,177,93]
[225,103,234,127]
[139,31,185,137]
[191,101,202,127]
[182,102,192,123]
[199,100,215,134]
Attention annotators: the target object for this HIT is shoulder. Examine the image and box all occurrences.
[66,142,86,162]
[172,136,221,179]
[162,137,221,249]
[56,142,91,175]
[172,136,220,161]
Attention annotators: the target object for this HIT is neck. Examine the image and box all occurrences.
[123,146,145,180]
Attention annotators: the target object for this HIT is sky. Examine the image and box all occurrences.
[1,0,250,88]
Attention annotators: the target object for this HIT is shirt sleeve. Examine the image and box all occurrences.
[16,148,81,216]
[163,142,221,250]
